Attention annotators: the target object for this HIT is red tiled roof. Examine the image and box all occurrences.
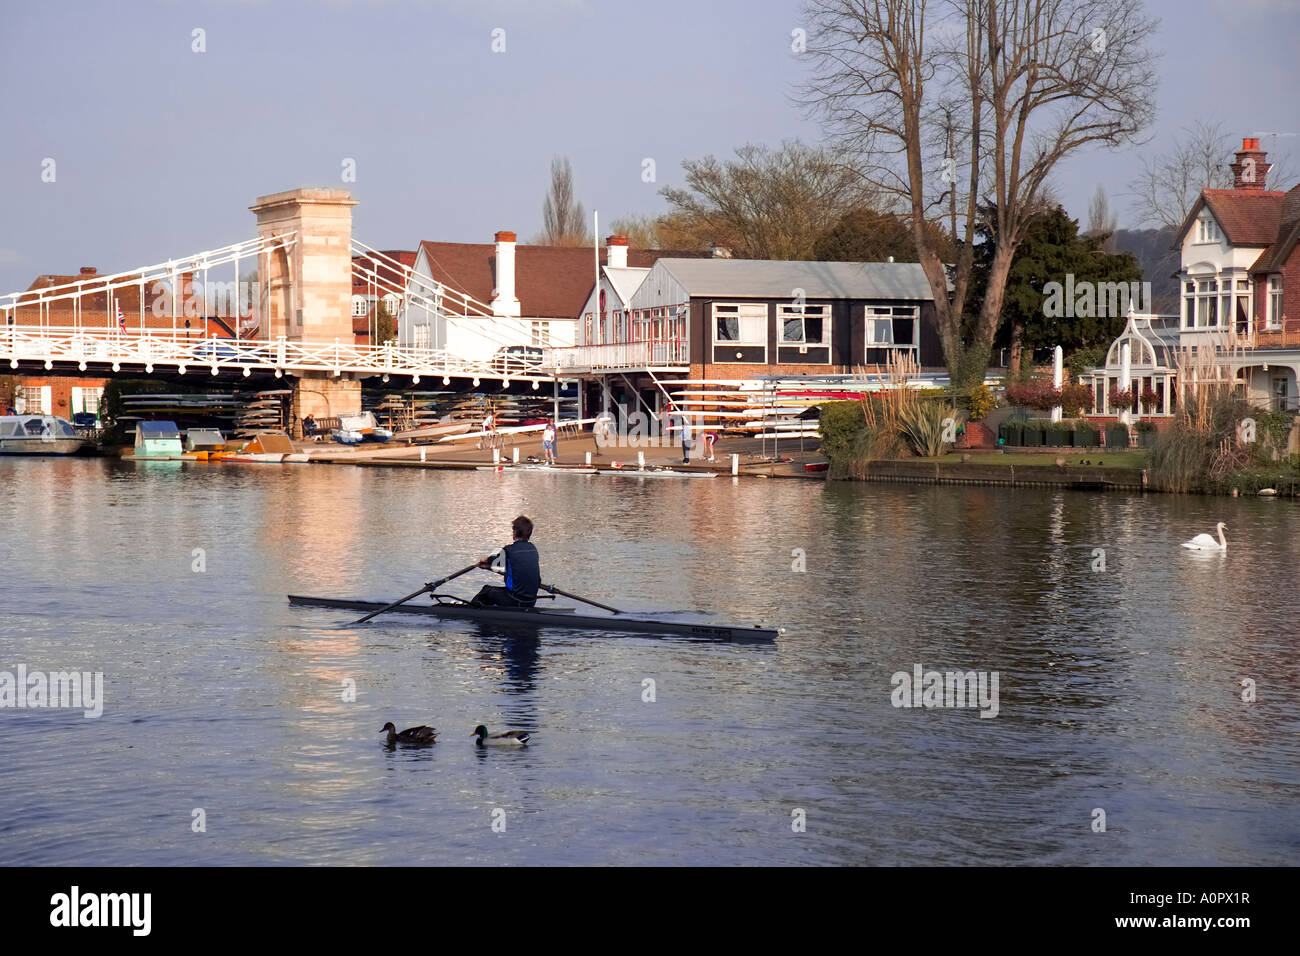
[1249,184,1300,274]
[352,250,416,295]
[416,241,699,319]
[1177,189,1286,248]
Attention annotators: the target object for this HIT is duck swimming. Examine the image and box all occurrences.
[381,722,438,745]
[472,725,530,746]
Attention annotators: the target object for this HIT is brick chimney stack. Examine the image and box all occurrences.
[1230,137,1271,190]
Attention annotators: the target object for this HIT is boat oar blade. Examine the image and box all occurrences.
[350,561,482,624]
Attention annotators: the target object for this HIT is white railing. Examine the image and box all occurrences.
[544,340,689,371]
[0,326,559,382]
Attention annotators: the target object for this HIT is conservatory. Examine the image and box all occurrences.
[1082,312,1181,419]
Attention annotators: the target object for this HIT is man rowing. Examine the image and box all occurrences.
[469,515,541,608]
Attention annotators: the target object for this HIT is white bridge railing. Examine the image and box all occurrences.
[544,340,689,371]
[1,326,558,383]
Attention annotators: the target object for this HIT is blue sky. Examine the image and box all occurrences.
[1,0,1298,292]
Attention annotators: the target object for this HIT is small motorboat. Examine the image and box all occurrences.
[0,415,91,456]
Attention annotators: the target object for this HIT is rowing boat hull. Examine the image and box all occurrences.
[286,594,779,641]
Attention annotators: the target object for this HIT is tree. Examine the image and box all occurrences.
[538,156,590,246]
[609,215,662,249]
[802,0,1159,387]
[1130,120,1297,229]
[966,204,1141,373]
[813,207,955,263]
[659,141,874,259]
[374,300,396,345]
[1085,185,1118,252]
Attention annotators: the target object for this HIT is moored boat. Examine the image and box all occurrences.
[0,415,91,456]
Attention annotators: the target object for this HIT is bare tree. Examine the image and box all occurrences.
[801,0,1159,386]
[539,156,590,246]
[609,214,662,249]
[659,141,875,260]
[1130,120,1297,229]
[1086,184,1118,252]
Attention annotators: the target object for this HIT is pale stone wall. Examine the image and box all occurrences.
[250,188,357,343]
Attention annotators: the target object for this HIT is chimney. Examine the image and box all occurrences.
[79,266,97,277]
[1230,137,1271,191]
[606,234,628,270]
[490,231,520,317]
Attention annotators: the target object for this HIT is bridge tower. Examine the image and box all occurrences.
[250,187,361,429]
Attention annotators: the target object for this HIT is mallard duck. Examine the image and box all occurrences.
[381,722,437,745]
[472,724,530,746]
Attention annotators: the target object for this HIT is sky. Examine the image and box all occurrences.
[1,0,1298,293]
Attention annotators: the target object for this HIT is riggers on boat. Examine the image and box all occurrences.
[0,415,91,456]
[287,594,780,642]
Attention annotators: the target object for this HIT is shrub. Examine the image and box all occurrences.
[965,383,995,421]
[1058,383,1094,417]
[818,401,868,465]
[1140,387,1160,413]
[898,401,959,457]
[1107,387,1134,411]
[1105,423,1130,449]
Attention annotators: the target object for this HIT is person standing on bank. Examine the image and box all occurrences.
[542,420,557,464]
[680,415,694,464]
[470,516,541,608]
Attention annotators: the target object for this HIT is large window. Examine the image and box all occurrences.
[713,304,767,345]
[1267,276,1283,329]
[1185,279,1219,328]
[1196,216,1221,244]
[778,304,829,345]
[865,306,918,364]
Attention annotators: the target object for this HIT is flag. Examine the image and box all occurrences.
[116,300,126,332]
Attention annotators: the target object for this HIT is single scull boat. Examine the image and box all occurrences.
[287,594,779,641]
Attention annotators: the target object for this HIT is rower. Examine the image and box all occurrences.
[469,515,541,609]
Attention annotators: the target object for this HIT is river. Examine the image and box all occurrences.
[1,458,1296,865]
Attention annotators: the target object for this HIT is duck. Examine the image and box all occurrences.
[381,722,438,745]
[1181,522,1227,551]
[472,724,530,746]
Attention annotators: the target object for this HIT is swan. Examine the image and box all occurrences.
[1181,522,1227,551]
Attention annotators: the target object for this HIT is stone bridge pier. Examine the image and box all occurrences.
[250,187,361,435]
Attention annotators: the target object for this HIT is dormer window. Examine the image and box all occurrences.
[1196,216,1221,244]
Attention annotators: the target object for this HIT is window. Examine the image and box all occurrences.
[1195,280,1217,328]
[712,304,767,345]
[778,304,829,345]
[1267,276,1283,329]
[1196,216,1221,243]
[352,296,369,317]
[864,305,918,363]
[412,325,430,349]
[530,321,550,346]
[16,385,50,414]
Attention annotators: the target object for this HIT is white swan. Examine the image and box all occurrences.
[1182,522,1227,551]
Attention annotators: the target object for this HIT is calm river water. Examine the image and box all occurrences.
[1,458,1297,865]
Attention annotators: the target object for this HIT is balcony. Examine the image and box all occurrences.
[543,340,689,372]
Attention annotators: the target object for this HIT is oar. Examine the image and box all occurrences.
[351,561,481,624]
[490,568,623,615]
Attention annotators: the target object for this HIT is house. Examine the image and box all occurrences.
[555,256,940,417]
[351,250,415,346]
[2,266,248,421]
[1084,138,1300,418]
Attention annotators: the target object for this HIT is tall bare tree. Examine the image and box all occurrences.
[1085,185,1118,252]
[802,0,1158,386]
[539,156,590,246]
[659,141,875,260]
[1130,120,1296,229]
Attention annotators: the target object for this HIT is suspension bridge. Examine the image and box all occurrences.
[1,188,570,426]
